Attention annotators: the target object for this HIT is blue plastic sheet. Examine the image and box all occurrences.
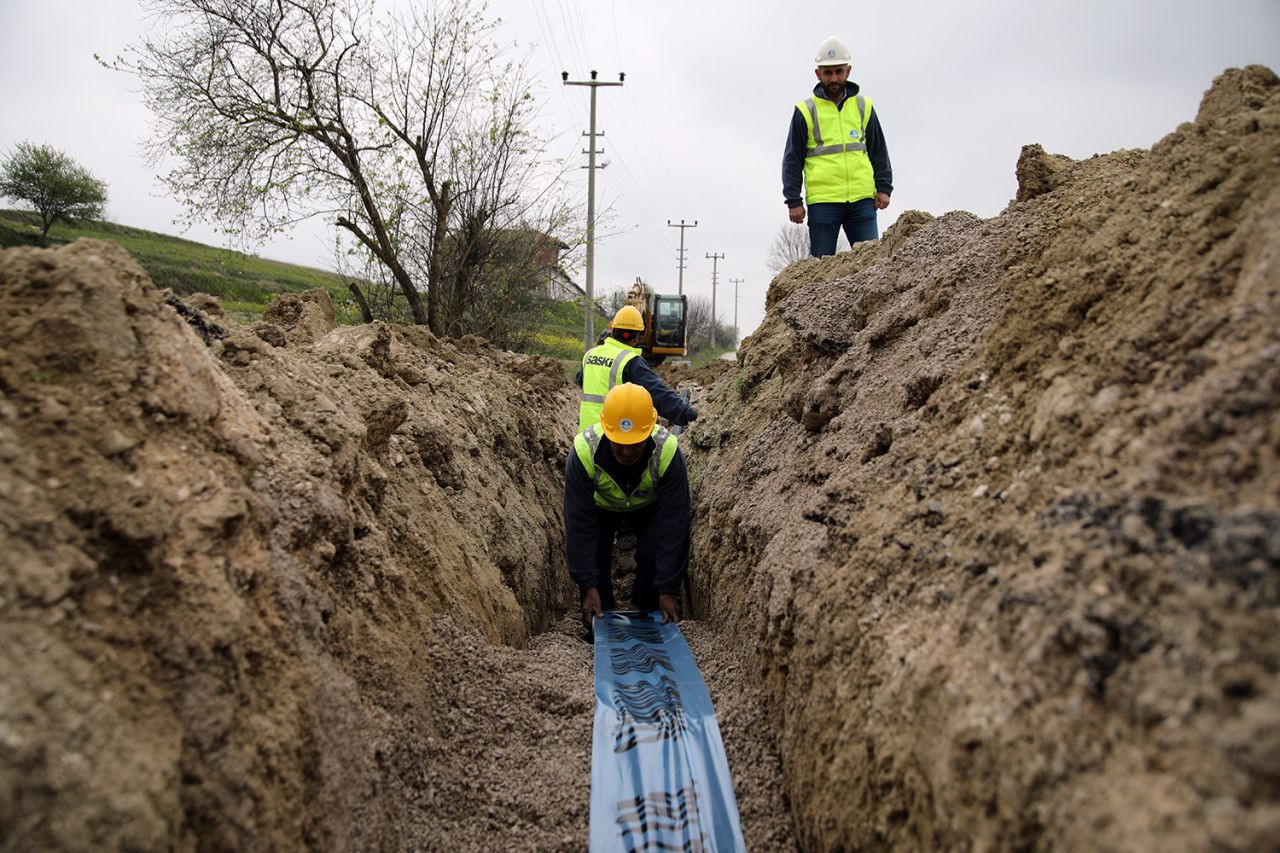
[589,611,746,852]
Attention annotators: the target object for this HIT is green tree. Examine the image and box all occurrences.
[0,142,108,243]
[125,0,577,336]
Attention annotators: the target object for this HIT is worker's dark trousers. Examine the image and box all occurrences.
[808,198,878,256]
[589,505,660,611]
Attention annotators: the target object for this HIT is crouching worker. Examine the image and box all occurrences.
[578,305,698,432]
[564,383,690,634]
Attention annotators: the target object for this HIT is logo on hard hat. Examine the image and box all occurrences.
[619,418,633,432]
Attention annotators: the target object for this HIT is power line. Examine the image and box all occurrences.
[533,1,581,124]
[589,123,681,257]
[600,97,694,226]
[610,0,623,69]
[534,0,568,76]
[624,89,696,214]
[569,0,593,69]
[557,0,589,70]
[595,170,679,261]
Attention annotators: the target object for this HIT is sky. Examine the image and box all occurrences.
[2,0,1278,342]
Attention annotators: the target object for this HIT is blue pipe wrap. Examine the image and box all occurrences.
[589,611,746,852]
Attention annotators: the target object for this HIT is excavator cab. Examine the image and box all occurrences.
[623,278,687,366]
[651,295,686,351]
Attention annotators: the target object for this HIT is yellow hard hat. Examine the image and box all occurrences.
[610,305,645,331]
[600,383,656,444]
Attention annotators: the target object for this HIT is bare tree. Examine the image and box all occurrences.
[125,0,575,336]
[767,223,810,274]
[766,222,850,273]
[684,296,733,353]
[602,285,629,316]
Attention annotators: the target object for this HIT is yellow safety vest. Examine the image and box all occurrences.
[579,337,642,431]
[573,424,678,512]
[796,92,876,204]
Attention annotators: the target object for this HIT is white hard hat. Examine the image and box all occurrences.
[814,36,851,67]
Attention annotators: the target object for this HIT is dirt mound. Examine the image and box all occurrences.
[4,63,1276,852]
[0,239,579,848]
[684,65,1280,850]
[659,357,733,389]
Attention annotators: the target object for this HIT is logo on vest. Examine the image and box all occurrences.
[849,127,861,140]
[584,354,614,367]
[619,418,633,433]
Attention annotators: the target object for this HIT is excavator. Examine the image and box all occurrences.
[621,277,687,366]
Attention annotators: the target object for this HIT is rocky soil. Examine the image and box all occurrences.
[0,237,794,850]
[0,241,587,848]
[1,64,1276,851]
[684,65,1280,850]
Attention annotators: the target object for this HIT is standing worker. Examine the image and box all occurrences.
[565,383,690,631]
[782,35,894,256]
[578,305,698,432]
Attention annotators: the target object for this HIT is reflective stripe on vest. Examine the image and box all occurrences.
[574,424,677,512]
[579,337,642,431]
[796,93,876,204]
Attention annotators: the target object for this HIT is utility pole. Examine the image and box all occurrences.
[706,252,724,349]
[728,277,744,341]
[667,219,697,295]
[563,70,624,350]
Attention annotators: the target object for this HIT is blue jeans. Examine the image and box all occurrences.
[807,199,878,256]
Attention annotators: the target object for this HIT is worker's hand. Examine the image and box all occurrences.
[875,192,891,210]
[686,407,698,423]
[659,594,681,624]
[788,205,805,224]
[581,587,603,628]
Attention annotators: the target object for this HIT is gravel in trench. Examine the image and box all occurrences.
[400,613,797,851]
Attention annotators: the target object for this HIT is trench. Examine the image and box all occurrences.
[399,550,798,851]
[394,383,797,852]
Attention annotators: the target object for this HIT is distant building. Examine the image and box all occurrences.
[449,227,582,303]
[538,259,583,302]
[499,230,581,302]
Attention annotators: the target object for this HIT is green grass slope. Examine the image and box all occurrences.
[0,209,732,371]
[0,210,356,324]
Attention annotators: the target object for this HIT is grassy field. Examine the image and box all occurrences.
[0,209,733,367]
[525,298,610,378]
[0,210,357,324]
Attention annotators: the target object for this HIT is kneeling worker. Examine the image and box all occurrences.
[578,305,698,432]
[565,383,690,629]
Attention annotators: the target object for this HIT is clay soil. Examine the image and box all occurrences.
[685,66,1280,850]
[1,65,1277,851]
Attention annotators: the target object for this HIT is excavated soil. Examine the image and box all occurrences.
[684,65,1280,850]
[1,65,1277,851]
[0,238,794,849]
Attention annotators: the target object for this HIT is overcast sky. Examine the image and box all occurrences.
[2,0,1277,340]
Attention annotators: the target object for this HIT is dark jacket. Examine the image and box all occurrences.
[576,351,697,427]
[782,80,893,208]
[563,436,690,595]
